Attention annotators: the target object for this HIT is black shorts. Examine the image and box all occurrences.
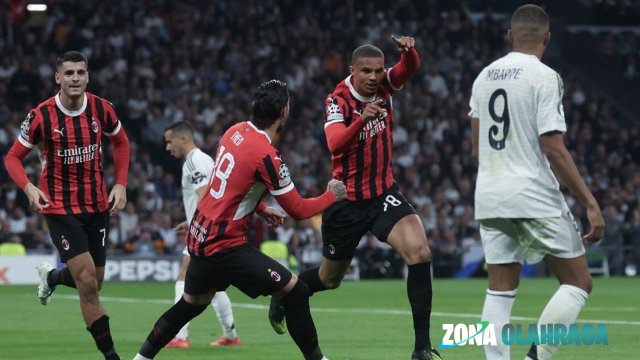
[321,184,416,260]
[185,243,293,299]
[44,212,109,266]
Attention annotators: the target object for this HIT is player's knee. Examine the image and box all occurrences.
[322,276,343,290]
[75,268,99,294]
[404,241,431,265]
[282,280,310,305]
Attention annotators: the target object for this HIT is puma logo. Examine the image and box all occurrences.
[53,128,64,137]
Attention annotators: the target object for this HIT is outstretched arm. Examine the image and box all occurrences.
[387,35,420,90]
[273,179,345,220]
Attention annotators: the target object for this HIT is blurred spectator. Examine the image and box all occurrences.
[0,234,26,256]
[0,0,637,277]
[599,205,626,275]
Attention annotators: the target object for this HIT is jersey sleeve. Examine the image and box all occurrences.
[256,149,294,196]
[324,95,347,129]
[102,100,122,136]
[18,109,43,149]
[536,70,567,135]
[188,152,214,189]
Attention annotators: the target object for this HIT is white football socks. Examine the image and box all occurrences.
[482,288,517,360]
[174,280,189,340]
[535,284,588,360]
[212,291,238,339]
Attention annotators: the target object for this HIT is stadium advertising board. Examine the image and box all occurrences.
[104,256,181,282]
[0,255,58,284]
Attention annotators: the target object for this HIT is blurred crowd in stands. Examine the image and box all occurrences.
[1,0,639,277]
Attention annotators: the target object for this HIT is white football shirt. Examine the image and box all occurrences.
[181,148,214,223]
[469,52,566,219]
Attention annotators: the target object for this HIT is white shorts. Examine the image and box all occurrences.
[479,204,585,265]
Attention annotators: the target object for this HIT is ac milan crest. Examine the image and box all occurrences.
[91,119,99,133]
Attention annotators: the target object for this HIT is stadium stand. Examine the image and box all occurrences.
[1,0,638,277]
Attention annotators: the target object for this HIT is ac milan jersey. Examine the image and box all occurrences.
[187,121,294,257]
[18,92,122,215]
[324,73,400,201]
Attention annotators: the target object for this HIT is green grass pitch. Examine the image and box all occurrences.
[1,277,638,359]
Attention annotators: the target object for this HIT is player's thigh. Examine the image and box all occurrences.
[184,256,225,299]
[535,208,585,260]
[385,214,430,264]
[66,252,97,285]
[480,218,525,265]
[177,253,190,281]
[85,212,109,267]
[44,214,90,263]
[321,200,371,261]
[225,245,293,299]
[370,186,418,244]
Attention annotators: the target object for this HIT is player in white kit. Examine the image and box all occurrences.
[468,5,605,360]
[163,121,241,348]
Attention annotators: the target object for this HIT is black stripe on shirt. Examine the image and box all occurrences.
[369,124,378,198]
[262,155,281,190]
[84,102,100,212]
[381,121,390,193]
[72,115,89,214]
[354,100,365,201]
[55,107,73,215]
[41,107,55,205]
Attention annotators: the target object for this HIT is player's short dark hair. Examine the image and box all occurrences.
[164,121,194,136]
[351,44,384,65]
[251,79,289,129]
[511,4,549,42]
[56,51,88,70]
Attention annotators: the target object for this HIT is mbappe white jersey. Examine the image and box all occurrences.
[469,52,567,219]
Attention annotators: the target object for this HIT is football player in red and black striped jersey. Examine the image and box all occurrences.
[133,80,345,360]
[269,36,442,360]
[5,51,129,360]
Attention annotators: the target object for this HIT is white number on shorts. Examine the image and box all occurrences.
[383,195,402,212]
[100,228,106,246]
[209,146,236,199]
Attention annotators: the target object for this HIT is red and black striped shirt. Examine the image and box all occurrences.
[324,75,397,201]
[324,49,420,201]
[17,92,123,215]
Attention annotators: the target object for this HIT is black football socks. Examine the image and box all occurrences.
[407,262,433,352]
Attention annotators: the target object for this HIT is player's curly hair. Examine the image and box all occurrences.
[251,79,289,129]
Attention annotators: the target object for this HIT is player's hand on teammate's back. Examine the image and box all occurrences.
[108,183,127,216]
[175,221,189,238]
[362,99,387,122]
[258,206,287,228]
[391,35,415,53]
[25,183,49,212]
[583,205,605,243]
[327,179,347,200]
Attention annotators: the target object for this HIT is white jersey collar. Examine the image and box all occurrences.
[346,75,376,103]
[55,92,87,117]
[248,121,272,144]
